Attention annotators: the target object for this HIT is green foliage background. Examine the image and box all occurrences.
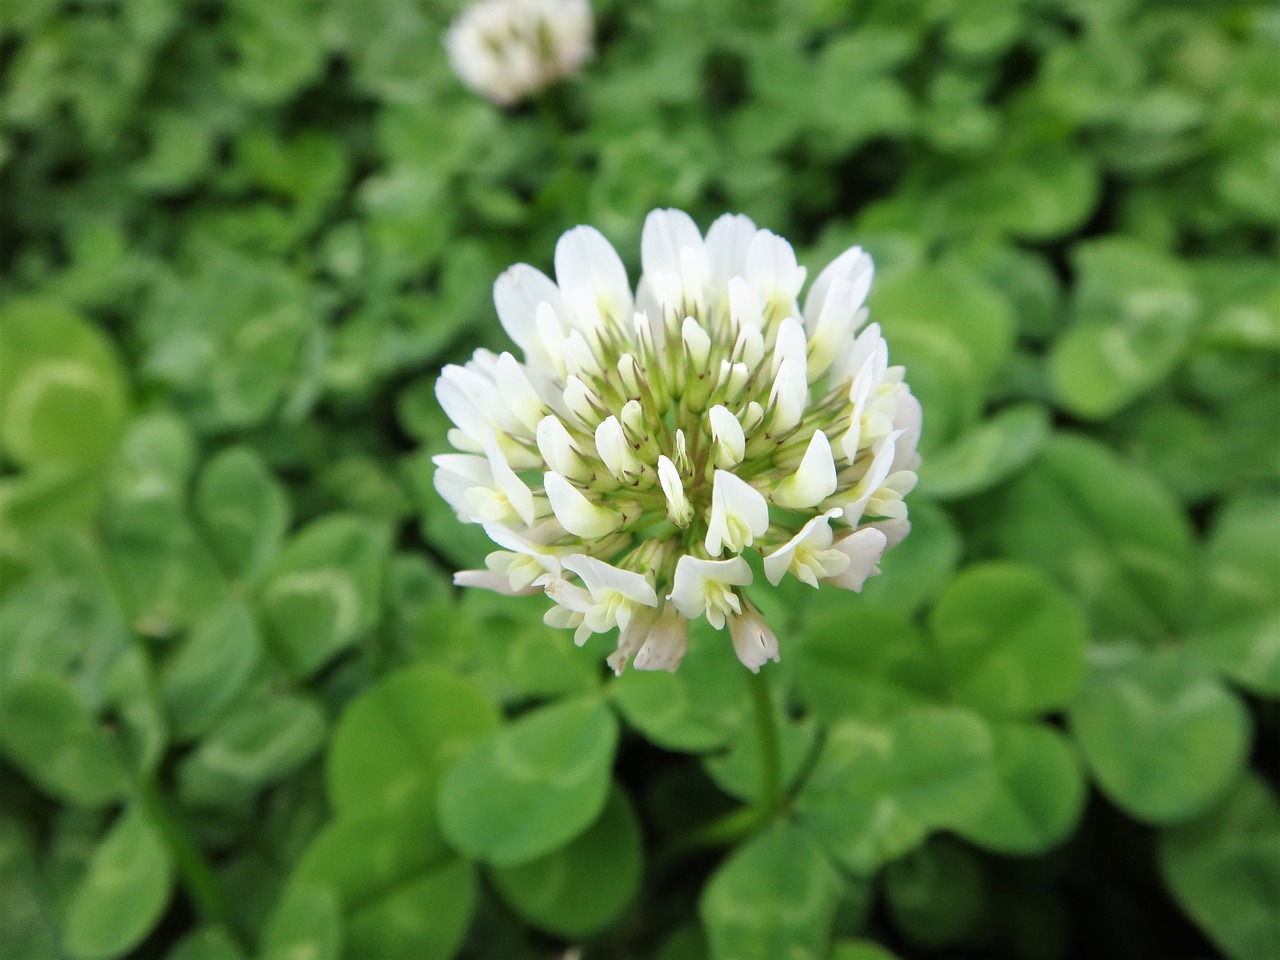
[1,1,1277,958]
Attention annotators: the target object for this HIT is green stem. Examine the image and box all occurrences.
[748,666,782,821]
[137,778,230,928]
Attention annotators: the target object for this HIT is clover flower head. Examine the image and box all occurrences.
[436,209,921,674]
[444,0,593,107]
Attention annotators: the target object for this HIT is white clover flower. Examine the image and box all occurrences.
[444,0,593,107]
[436,209,921,674]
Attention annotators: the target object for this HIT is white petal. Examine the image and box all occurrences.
[833,430,902,525]
[891,390,923,472]
[705,470,770,557]
[803,246,873,330]
[561,554,658,607]
[806,276,863,381]
[682,316,712,369]
[763,509,841,586]
[536,415,584,479]
[767,318,810,431]
[563,376,603,428]
[667,555,752,621]
[705,213,759,289]
[772,430,838,509]
[641,208,704,280]
[657,455,693,526]
[595,416,637,480]
[543,472,622,539]
[747,230,805,321]
[493,263,567,359]
[543,576,594,614]
[824,528,888,591]
[708,405,746,468]
[453,569,538,596]
[554,225,633,324]
[494,352,547,433]
[432,453,492,520]
[484,433,536,526]
[562,329,601,378]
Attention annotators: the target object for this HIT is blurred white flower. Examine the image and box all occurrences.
[437,209,921,673]
[444,0,593,106]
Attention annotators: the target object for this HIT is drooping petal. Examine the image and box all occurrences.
[824,528,888,591]
[729,607,780,672]
[630,602,690,673]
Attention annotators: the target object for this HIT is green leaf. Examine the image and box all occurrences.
[178,695,326,806]
[326,664,500,821]
[952,723,1086,855]
[261,884,343,960]
[994,433,1195,639]
[872,264,1015,447]
[260,514,390,678]
[103,644,168,775]
[884,837,987,949]
[929,563,1088,718]
[64,806,174,960]
[1069,646,1250,825]
[703,713,818,804]
[439,697,619,866]
[794,606,939,724]
[796,706,997,874]
[490,787,642,938]
[104,496,226,637]
[1187,497,1280,696]
[1159,776,1280,960]
[611,621,749,752]
[161,601,263,741]
[1050,238,1198,420]
[195,446,290,582]
[699,819,843,960]
[0,674,130,807]
[293,813,475,960]
[0,815,59,958]
[0,297,128,468]
[830,941,902,960]
[166,926,246,960]
[856,499,961,616]
[918,404,1050,500]
[110,411,196,503]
